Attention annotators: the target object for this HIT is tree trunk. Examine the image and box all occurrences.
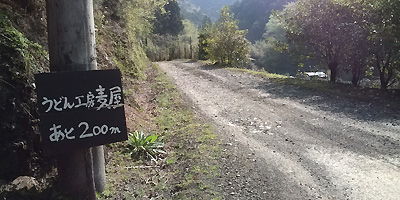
[189,37,193,59]
[328,60,338,83]
[352,73,359,87]
[379,68,393,90]
[178,40,181,59]
[379,68,388,90]
[352,63,363,87]
[378,53,392,90]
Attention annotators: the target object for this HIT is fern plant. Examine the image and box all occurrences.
[126,131,166,162]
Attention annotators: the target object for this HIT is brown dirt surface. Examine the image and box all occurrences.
[158,60,400,200]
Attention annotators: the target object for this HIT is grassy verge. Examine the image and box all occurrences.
[98,64,222,199]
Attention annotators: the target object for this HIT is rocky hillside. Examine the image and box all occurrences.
[0,0,50,183]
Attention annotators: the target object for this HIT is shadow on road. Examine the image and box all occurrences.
[255,80,400,124]
[194,62,400,124]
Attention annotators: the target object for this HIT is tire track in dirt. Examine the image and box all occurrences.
[158,61,400,200]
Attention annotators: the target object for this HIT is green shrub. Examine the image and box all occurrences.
[126,131,166,162]
[205,6,250,67]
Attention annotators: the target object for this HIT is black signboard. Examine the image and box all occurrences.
[35,69,128,155]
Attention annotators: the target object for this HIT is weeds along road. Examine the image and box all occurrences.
[158,60,400,200]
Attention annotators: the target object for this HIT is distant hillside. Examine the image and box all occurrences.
[179,0,208,26]
[231,0,290,42]
[179,0,289,42]
[181,0,238,22]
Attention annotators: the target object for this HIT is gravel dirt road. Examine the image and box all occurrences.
[158,60,400,200]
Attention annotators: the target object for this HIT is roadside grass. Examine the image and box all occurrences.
[229,68,400,105]
[97,64,222,199]
[152,64,222,199]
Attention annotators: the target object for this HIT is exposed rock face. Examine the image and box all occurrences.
[0,176,40,198]
[10,176,40,192]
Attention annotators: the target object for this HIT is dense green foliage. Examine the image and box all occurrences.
[368,0,400,89]
[203,6,250,67]
[146,19,197,61]
[153,0,184,36]
[231,0,290,43]
[145,0,202,62]
[227,0,299,75]
[250,14,299,75]
[94,0,167,79]
[181,19,199,59]
[278,0,400,88]
[198,31,210,60]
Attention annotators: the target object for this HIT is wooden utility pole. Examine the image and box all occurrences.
[46,0,105,198]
